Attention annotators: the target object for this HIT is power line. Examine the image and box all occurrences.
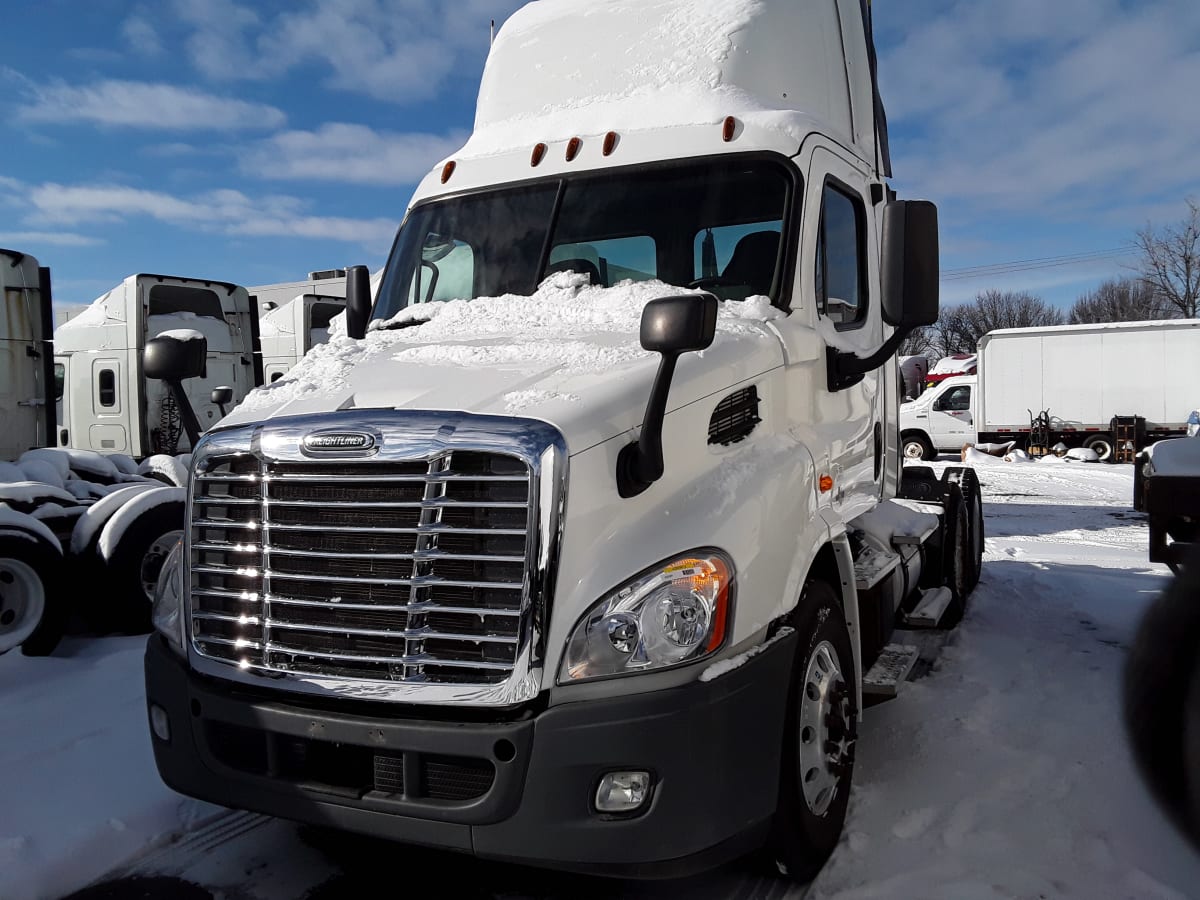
[941,246,1135,282]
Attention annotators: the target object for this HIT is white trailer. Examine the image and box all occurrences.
[1,249,55,460]
[900,319,1200,460]
[145,0,981,883]
[54,274,259,457]
[258,293,347,383]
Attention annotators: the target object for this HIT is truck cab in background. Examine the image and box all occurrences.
[1,249,55,461]
[258,293,347,383]
[54,275,259,457]
[900,374,975,459]
[145,0,983,883]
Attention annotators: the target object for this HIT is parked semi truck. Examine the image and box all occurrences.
[258,293,347,383]
[54,274,261,457]
[900,319,1200,460]
[1,248,55,460]
[145,0,984,881]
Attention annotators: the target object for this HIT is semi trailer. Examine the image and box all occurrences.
[144,0,984,882]
[1,248,55,460]
[900,319,1200,460]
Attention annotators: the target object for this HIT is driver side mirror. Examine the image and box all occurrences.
[881,200,939,328]
[345,265,372,340]
[144,333,207,382]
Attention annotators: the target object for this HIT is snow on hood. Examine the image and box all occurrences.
[222,273,785,453]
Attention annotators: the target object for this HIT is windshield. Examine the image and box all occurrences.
[372,157,794,324]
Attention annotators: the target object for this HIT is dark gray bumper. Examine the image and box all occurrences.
[144,631,795,878]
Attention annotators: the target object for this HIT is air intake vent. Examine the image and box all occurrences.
[708,386,761,446]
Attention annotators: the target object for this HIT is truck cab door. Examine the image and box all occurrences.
[928,383,973,446]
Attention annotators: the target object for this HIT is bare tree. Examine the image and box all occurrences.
[899,326,935,358]
[1134,197,1200,319]
[930,290,1063,354]
[1068,277,1172,324]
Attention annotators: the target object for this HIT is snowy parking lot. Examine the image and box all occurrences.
[3,458,1200,899]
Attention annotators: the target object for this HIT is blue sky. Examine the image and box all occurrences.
[1,0,1198,314]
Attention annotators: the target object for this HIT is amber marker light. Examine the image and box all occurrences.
[440,161,456,183]
[566,137,583,161]
[666,555,733,653]
[531,142,547,167]
[722,115,737,142]
[603,131,618,156]
[819,474,834,493]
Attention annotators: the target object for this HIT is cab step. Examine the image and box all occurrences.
[904,586,954,628]
[861,643,920,700]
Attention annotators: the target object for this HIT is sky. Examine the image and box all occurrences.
[1,0,1198,316]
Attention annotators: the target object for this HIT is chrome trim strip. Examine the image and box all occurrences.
[184,410,567,707]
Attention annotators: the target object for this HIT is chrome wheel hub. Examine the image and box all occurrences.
[0,558,45,653]
[798,640,854,816]
[140,530,183,602]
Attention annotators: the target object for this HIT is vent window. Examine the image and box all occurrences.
[708,386,761,446]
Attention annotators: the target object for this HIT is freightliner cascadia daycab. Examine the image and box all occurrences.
[145,0,984,881]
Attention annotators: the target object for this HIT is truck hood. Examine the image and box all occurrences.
[219,275,786,454]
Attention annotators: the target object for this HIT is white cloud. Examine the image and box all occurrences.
[23,181,394,247]
[0,231,102,248]
[122,16,165,56]
[241,123,466,185]
[17,78,285,131]
[165,0,524,103]
[875,0,1200,224]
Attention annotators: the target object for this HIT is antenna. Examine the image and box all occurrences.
[490,19,495,46]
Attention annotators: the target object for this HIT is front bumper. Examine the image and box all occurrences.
[144,631,796,878]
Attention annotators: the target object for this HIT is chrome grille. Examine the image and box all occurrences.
[188,451,532,687]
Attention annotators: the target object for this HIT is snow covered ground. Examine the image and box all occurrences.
[3,459,1199,899]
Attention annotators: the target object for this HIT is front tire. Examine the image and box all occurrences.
[97,498,185,634]
[902,433,935,461]
[769,580,857,882]
[0,529,65,656]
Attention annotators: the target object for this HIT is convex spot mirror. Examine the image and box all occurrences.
[211,386,233,405]
[640,293,718,354]
[881,200,939,329]
[144,334,207,382]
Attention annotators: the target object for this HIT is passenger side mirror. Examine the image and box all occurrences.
[617,294,718,498]
[881,200,939,328]
[345,265,372,340]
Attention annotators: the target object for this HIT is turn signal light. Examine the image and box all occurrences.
[819,474,834,493]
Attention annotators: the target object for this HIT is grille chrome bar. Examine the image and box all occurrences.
[261,644,516,670]
[186,414,563,705]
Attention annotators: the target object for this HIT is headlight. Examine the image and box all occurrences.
[560,550,734,683]
[151,539,185,655]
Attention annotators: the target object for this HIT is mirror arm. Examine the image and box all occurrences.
[827,326,913,392]
[167,379,203,448]
[617,351,680,498]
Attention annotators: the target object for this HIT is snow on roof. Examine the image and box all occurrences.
[156,328,206,343]
[930,354,977,375]
[983,319,1200,340]
[460,0,873,159]
[237,273,780,414]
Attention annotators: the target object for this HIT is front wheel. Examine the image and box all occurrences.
[769,580,857,882]
[902,433,935,461]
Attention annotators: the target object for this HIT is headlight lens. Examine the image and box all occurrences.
[151,538,185,655]
[560,551,734,683]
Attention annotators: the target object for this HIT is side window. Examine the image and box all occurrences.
[816,182,867,326]
[935,386,971,411]
[548,236,656,287]
[98,369,117,408]
[406,235,475,304]
[693,222,781,299]
[53,363,65,401]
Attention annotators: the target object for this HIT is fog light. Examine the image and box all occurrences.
[150,704,171,742]
[595,770,651,814]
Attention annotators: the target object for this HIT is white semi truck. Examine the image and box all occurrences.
[144,0,983,882]
[258,293,347,383]
[900,320,1200,460]
[54,274,260,457]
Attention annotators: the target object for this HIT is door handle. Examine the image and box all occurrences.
[915,413,927,419]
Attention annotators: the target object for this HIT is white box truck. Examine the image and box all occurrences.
[900,319,1200,460]
[144,0,983,882]
[54,274,260,457]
